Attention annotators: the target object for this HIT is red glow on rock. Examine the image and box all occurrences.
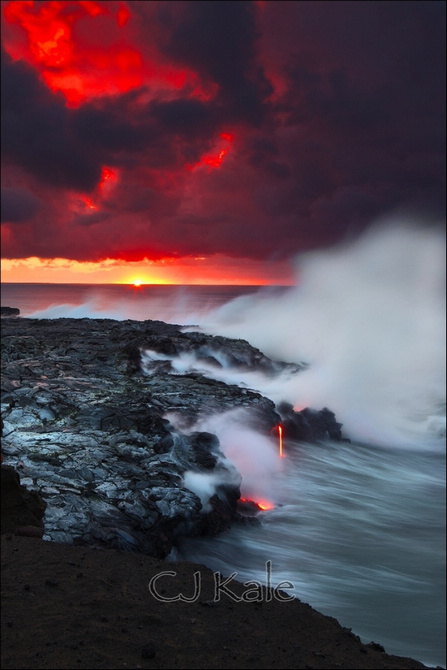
[239,497,274,511]
[256,500,275,511]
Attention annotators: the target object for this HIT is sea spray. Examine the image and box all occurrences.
[196,219,446,448]
[25,285,258,323]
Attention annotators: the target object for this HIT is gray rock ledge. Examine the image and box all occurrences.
[1,316,345,558]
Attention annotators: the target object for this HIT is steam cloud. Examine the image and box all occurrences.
[172,408,283,506]
[198,219,446,448]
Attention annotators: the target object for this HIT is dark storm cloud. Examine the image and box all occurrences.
[244,136,291,179]
[283,64,389,131]
[257,0,446,233]
[0,187,41,223]
[72,99,153,154]
[148,98,216,138]
[74,210,112,227]
[1,49,102,192]
[72,87,221,170]
[1,1,445,263]
[1,41,219,194]
[162,0,272,124]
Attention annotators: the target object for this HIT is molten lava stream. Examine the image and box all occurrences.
[278,424,284,458]
[239,497,275,512]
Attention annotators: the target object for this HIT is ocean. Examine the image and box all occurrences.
[1,224,446,667]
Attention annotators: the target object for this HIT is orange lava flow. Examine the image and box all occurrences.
[239,497,274,511]
[278,424,284,458]
[256,500,275,511]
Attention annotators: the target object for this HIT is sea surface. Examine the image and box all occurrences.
[2,227,446,668]
[0,282,263,322]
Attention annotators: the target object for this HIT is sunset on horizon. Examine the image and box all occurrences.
[1,1,444,284]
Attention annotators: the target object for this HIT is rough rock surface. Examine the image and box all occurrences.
[1,317,345,558]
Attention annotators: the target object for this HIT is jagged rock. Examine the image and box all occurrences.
[1,317,347,558]
[278,402,348,443]
[188,432,220,470]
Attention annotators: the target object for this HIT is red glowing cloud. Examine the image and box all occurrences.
[2,0,207,106]
[1,1,443,276]
[80,165,119,210]
[98,166,118,193]
[190,132,234,171]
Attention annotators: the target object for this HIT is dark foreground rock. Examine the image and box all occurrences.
[1,535,436,670]
[1,465,46,535]
[1,306,20,317]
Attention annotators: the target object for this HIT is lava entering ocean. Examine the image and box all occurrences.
[238,497,275,513]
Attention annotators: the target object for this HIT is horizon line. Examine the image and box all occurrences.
[1,281,295,287]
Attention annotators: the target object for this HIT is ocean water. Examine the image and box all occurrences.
[1,223,445,667]
[0,282,261,322]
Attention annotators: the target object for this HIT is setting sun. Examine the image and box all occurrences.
[132,279,143,287]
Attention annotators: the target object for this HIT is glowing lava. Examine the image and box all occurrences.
[278,424,284,458]
[256,500,275,511]
[239,497,274,511]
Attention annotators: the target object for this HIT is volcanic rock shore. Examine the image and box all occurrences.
[1,316,341,555]
[1,316,437,669]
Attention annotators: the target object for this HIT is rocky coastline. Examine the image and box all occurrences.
[1,314,344,555]
[1,312,438,669]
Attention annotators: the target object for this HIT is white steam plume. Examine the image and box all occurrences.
[173,408,283,505]
[197,218,446,448]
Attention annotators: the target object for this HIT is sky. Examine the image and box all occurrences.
[1,0,445,284]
